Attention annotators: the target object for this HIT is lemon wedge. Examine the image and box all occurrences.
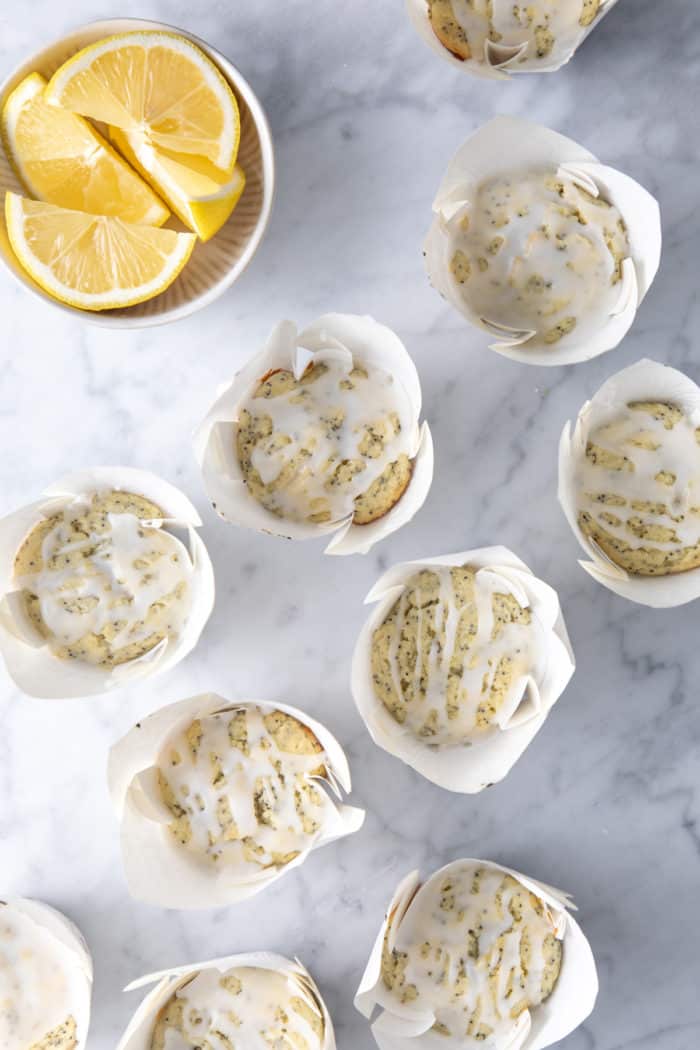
[5,192,195,311]
[45,31,240,172]
[109,126,245,241]
[1,72,169,226]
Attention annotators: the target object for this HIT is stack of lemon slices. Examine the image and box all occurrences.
[1,31,244,312]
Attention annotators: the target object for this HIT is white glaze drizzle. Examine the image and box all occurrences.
[383,863,562,1047]
[240,352,413,524]
[154,966,324,1050]
[0,905,85,1049]
[156,706,334,872]
[449,169,628,347]
[382,567,544,746]
[13,498,194,657]
[579,402,700,551]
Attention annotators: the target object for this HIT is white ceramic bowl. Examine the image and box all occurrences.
[0,18,275,327]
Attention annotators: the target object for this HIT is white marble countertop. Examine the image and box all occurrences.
[1,1,699,1047]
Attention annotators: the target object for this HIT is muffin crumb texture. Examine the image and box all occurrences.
[157,705,332,873]
[150,965,325,1050]
[28,1018,78,1050]
[371,564,542,747]
[427,0,602,66]
[381,863,562,1045]
[447,169,627,350]
[0,906,84,1050]
[12,489,194,668]
[577,401,700,575]
[236,356,414,527]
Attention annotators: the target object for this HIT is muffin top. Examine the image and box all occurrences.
[578,400,700,576]
[156,705,332,873]
[427,0,601,65]
[371,564,543,747]
[12,489,193,668]
[236,357,414,527]
[150,965,325,1050]
[381,862,562,1047]
[0,906,85,1050]
[449,170,628,348]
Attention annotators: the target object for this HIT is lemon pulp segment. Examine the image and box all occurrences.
[1,71,169,225]
[5,192,195,311]
[45,31,240,171]
[110,126,246,241]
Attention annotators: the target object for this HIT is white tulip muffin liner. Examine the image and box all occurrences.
[559,358,700,607]
[355,858,598,1050]
[351,547,574,793]
[424,116,661,366]
[0,467,214,698]
[108,692,365,909]
[0,897,93,1050]
[117,952,336,1050]
[406,0,619,79]
[193,313,434,555]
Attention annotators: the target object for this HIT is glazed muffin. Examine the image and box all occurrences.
[427,0,601,64]
[149,965,325,1050]
[111,694,364,907]
[196,314,433,555]
[380,862,562,1045]
[0,902,91,1050]
[12,489,194,668]
[449,170,628,349]
[156,704,336,873]
[236,357,414,527]
[371,563,542,746]
[578,400,700,576]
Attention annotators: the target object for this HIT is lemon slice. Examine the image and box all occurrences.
[110,126,245,241]
[45,31,240,172]
[1,72,169,226]
[5,192,195,311]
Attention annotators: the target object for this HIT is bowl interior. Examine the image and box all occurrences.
[0,18,274,327]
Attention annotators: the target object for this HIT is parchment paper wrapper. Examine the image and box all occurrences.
[352,547,574,792]
[193,313,434,555]
[424,116,661,365]
[406,0,620,79]
[559,358,700,607]
[0,467,215,698]
[0,897,93,1050]
[355,858,598,1050]
[108,692,365,908]
[116,952,336,1050]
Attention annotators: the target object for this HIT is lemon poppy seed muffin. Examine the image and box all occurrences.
[156,705,333,873]
[449,170,628,348]
[0,905,87,1050]
[578,401,700,576]
[371,564,542,746]
[149,965,325,1050]
[381,863,562,1045]
[12,489,193,668]
[427,0,601,64]
[236,358,414,527]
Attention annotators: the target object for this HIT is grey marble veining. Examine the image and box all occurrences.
[0,1,699,1047]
